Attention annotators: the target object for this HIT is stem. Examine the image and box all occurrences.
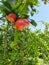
[3,22,8,60]
[4,30,8,59]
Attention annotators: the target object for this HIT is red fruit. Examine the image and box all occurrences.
[7,13,17,22]
[14,19,25,30]
[23,19,30,27]
[13,19,30,30]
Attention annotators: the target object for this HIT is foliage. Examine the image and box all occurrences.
[0,0,49,65]
[42,0,49,4]
[0,0,38,26]
[0,24,49,65]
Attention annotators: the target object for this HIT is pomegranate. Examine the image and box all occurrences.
[7,13,17,22]
[13,19,30,30]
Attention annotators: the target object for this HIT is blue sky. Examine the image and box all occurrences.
[30,0,49,31]
[33,0,49,22]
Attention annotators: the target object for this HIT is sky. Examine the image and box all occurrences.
[0,0,49,31]
[29,0,49,31]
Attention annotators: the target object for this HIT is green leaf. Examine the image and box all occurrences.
[0,5,11,15]
[30,20,37,26]
[2,1,13,12]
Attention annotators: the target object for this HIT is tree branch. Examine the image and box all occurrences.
[3,22,8,60]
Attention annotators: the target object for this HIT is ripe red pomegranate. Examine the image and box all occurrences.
[7,13,17,22]
[13,19,30,30]
[23,19,30,27]
[14,19,25,30]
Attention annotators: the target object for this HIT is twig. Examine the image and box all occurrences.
[3,21,8,60]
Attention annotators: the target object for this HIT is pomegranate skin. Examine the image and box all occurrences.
[23,19,30,27]
[13,19,30,30]
[14,19,25,30]
[7,13,17,22]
